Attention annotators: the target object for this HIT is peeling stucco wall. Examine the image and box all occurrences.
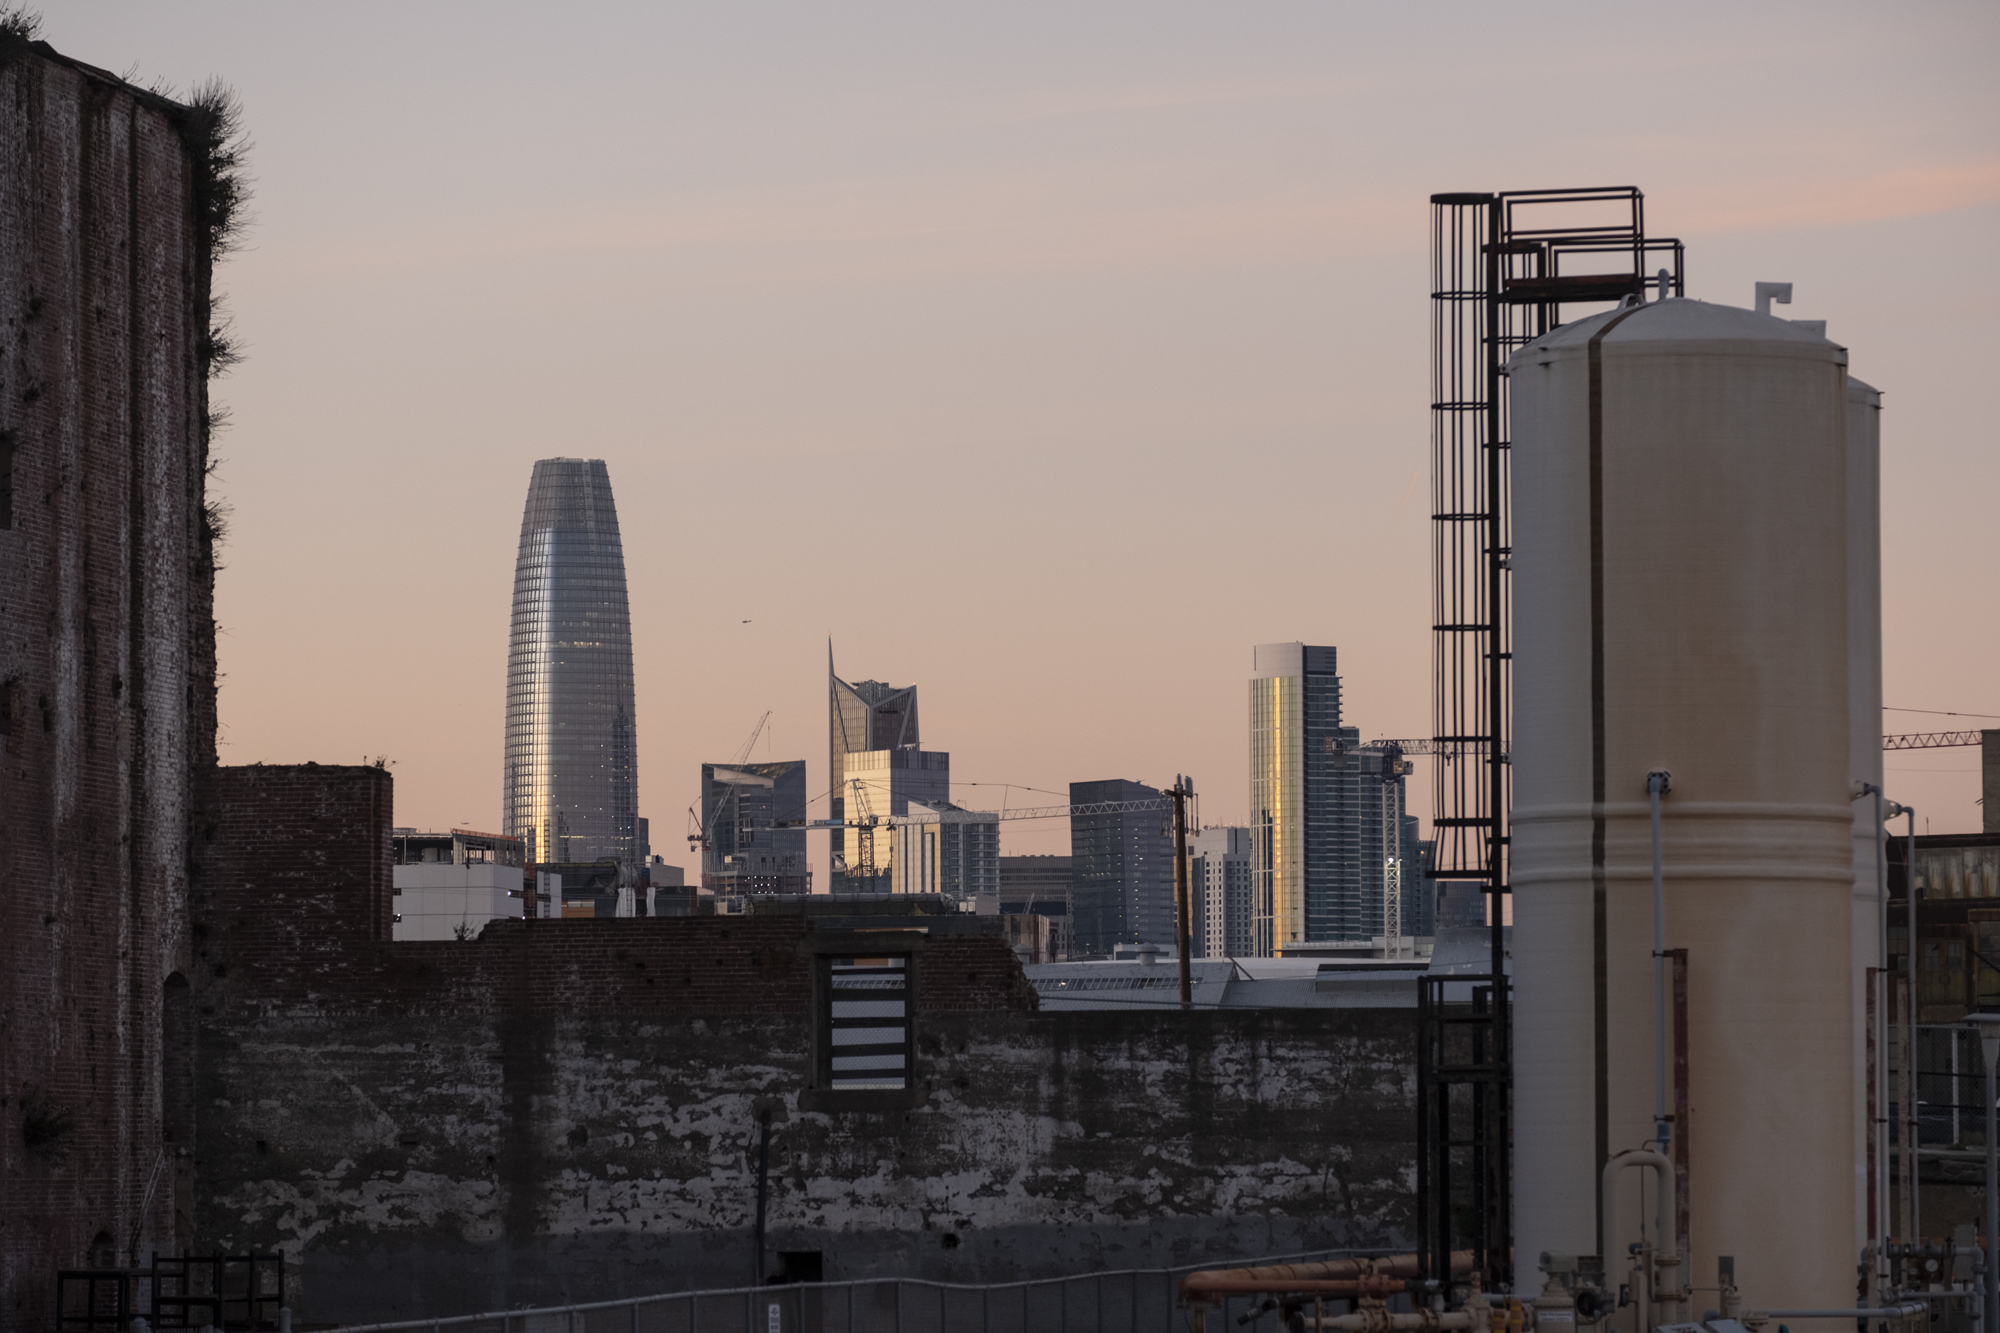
[196,1006,1415,1324]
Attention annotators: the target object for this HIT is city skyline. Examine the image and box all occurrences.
[58,4,1995,875]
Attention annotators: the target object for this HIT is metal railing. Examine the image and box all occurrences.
[330,1248,1370,1333]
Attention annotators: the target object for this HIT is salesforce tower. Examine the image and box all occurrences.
[503,458,639,868]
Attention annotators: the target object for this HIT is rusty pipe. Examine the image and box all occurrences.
[1180,1251,1477,1302]
[1181,1278,1407,1297]
[1300,1312,1481,1332]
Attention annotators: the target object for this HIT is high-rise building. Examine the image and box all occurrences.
[840,747,950,892]
[1403,815,1441,938]
[828,647,919,885]
[1000,856,1074,959]
[1351,743,1419,946]
[1248,643,1415,952]
[1188,826,1254,959]
[503,459,639,869]
[890,802,999,899]
[1069,779,1174,958]
[700,760,809,894]
[1248,643,1342,953]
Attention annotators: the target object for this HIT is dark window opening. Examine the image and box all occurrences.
[820,954,911,1091]
[771,1251,823,1285]
[162,974,193,1148]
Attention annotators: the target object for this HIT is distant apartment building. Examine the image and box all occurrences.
[530,860,624,918]
[1405,817,1448,936]
[700,760,810,894]
[841,747,951,892]
[828,649,919,886]
[1188,826,1254,958]
[1249,643,1419,953]
[891,802,999,899]
[1000,855,1074,959]
[391,828,526,940]
[1354,745,1422,945]
[1069,779,1174,959]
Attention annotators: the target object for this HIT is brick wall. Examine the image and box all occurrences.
[0,40,213,1331]
[190,763,1414,1323]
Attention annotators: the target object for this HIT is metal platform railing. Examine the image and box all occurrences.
[329,1248,1371,1333]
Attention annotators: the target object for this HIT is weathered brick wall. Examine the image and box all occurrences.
[191,764,1416,1323]
[0,38,213,1330]
[195,1008,1416,1325]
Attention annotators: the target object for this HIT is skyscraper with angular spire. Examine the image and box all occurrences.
[828,644,919,887]
[503,459,639,868]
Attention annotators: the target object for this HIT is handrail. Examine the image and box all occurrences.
[330,1246,1371,1332]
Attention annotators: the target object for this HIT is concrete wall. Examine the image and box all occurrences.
[190,764,1417,1325]
[0,36,216,1329]
[392,863,523,941]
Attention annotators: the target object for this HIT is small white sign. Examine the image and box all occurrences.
[766,1302,781,1333]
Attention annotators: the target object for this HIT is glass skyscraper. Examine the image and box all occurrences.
[1068,778,1175,958]
[827,648,919,886]
[1249,643,1343,953]
[503,458,639,868]
[1248,643,1416,952]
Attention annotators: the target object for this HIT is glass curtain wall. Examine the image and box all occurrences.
[503,458,638,869]
[1250,644,1350,951]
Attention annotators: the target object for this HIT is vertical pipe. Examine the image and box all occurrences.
[1877,787,1891,1278]
[1987,1046,1997,1333]
[752,1110,773,1285]
[1910,810,1922,1245]
[1648,772,1670,1147]
[1174,779,1193,1010]
[1670,948,1691,1261]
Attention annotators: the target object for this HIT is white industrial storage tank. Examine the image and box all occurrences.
[1508,296,1858,1310]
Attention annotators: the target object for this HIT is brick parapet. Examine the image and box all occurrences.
[198,764,1036,1021]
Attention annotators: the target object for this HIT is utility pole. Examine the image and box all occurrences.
[1170,776,1194,1011]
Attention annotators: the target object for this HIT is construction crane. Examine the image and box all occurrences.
[1884,730,1987,750]
[686,712,779,856]
[778,793,1171,833]
[734,711,771,763]
[842,777,880,883]
[1371,731,1985,758]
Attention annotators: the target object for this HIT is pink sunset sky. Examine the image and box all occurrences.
[48,2,2000,875]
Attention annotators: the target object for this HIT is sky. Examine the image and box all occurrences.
[45,2,2000,877]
